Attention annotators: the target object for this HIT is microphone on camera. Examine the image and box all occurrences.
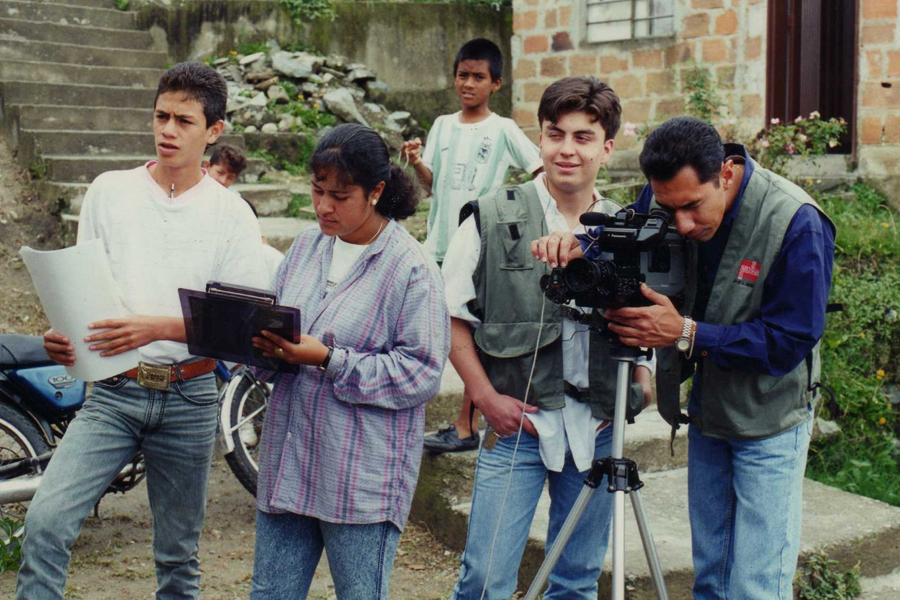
[579,213,616,227]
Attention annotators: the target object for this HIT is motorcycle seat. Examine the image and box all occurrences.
[0,334,54,368]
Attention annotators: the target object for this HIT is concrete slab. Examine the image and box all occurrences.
[0,17,154,49]
[0,59,160,87]
[0,0,136,30]
[0,81,155,108]
[415,459,900,600]
[860,568,900,600]
[0,37,166,69]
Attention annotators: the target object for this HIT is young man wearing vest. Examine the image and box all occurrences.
[442,76,653,600]
[537,116,836,600]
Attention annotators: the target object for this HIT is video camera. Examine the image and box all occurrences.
[540,208,686,309]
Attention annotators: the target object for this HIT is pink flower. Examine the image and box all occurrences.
[761,139,770,148]
[786,143,796,154]
[770,118,781,125]
[795,116,804,123]
[623,122,638,137]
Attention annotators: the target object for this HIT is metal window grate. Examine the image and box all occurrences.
[586,0,675,43]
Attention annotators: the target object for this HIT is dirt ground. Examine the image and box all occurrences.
[0,137,460,598]
[0,456,460,599]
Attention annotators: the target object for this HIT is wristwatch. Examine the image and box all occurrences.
[318,347,334,372]
[676,316,695,353]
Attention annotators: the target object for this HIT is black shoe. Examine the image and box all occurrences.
[423,425,479,454]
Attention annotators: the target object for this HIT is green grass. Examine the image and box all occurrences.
[806,182,900,506]
[286,194,312,218]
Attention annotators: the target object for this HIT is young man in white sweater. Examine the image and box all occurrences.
[17,62,267,600]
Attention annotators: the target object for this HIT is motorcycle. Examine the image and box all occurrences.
[0,335,268,513]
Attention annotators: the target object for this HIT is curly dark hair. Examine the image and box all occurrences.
[155,62,227,128]
[308,124,420,220]
[208,144,247,176]
[639,117,724,186]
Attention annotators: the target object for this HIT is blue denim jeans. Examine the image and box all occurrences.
[688,417,813,600]
[250,510,401,600]
[451,427,614,600]
[16,373,219,600]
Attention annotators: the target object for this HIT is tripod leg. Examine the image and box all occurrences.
[522,484,597,600]
[630,489,670,600]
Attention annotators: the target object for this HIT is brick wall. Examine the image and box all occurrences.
[510,0,768,165]
[859,0,900,146]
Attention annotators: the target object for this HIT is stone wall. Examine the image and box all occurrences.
[509,0,767,169]
[134,0,513,123]
[857,0,900,204]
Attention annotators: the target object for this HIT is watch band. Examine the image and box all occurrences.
[677,316,695,354]
[318,347,334,372]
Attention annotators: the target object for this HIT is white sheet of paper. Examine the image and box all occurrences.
[20,241,140,381]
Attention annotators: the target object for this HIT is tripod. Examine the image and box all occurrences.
[523,343,669,600]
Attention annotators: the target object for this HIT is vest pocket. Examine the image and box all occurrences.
[497,221,533,270]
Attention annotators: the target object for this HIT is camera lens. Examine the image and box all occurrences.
[564,259,615,294]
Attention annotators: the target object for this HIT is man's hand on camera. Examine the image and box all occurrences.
[473,389,539,437]
[605,284,684,348]
[531,231,583,268]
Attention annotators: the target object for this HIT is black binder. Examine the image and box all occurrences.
[178,282,301,374]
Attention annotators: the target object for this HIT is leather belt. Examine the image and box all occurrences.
[564,380,591,403]
[122,358,217,391]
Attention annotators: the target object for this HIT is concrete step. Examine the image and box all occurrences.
[412,459,900,599]
[40,154,268,184]
[861,568,900,600]
[45,0,120,8]
[46,180,296,219]
[18,130,247,165]
[0,59,160,87]
[0,17,153,49]
[0,81,155,109]
[0,0,136,29]
[258,216,317,250]
[0,36,167,68]
[233,183,295,217]
[10,104,151,132]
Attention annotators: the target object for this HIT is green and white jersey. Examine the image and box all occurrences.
[421,112,541,262]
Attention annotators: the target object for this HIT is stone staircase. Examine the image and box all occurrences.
[0,0,293,228]
[416,367,900,599]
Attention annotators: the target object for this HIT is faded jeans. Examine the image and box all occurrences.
[688,416,813,600]
[250,510,401,600]
[450,427,614,600]
[16,372,219,600]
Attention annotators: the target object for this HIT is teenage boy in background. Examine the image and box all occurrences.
[443,76,652,600]
[18,62,267,600]
[203,142,247,189]
[401,37,542,454]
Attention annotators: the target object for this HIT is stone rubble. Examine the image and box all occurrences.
[216,40,422,150]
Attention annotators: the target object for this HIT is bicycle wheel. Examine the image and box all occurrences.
[223,374,268,496]
[0,402,51,518]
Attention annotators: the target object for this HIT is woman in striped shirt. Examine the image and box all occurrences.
[249,124,451,600]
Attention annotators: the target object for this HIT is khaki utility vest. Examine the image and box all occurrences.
[655,161,835,439]
[467,182,644,420]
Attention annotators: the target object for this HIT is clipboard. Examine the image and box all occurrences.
[178,282,301,374]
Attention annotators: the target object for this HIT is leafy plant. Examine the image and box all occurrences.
[286,193,312,218]
[680,63,724,124]
[748,111,847,177]
[795,554,862,600]
[0,516,24,574]
[806,183,900,507]
[29,157,48,181]
[280,0,335,23]
[112,0,129,10]
[237,41,270,56]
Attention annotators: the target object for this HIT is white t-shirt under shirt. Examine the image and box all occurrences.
[326,236,367,291]
[77,163,268,365]
[421,111,542,263]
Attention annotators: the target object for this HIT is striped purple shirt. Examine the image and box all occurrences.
[256,220,450,530]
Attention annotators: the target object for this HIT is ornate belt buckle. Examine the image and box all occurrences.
[137,362,171,391]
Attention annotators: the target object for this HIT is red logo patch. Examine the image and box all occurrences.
[736,259,761,285]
